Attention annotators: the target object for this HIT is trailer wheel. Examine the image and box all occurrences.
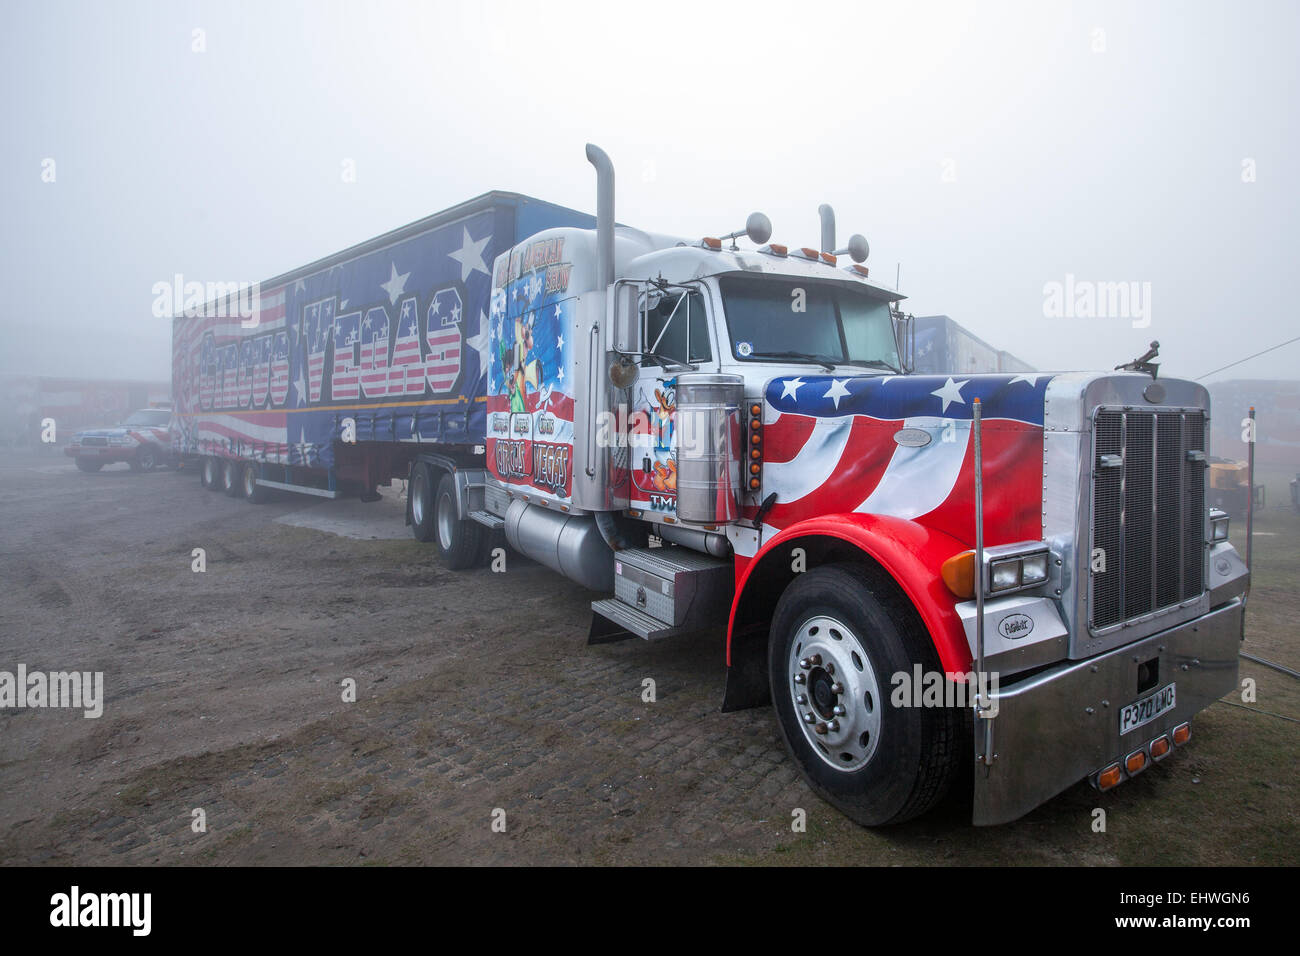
[768,563,959,827]
[242,463,268,503]
[201,456,221,490]
[74,458,103,473]
[221,459,241,496]
[435,472,484,569]
[410,463,437,542]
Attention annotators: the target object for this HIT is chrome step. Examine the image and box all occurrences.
[589,598,683,643]
[467,509,505,530]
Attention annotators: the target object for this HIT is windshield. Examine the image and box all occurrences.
[123,409,170,427]
[719,277,900,371]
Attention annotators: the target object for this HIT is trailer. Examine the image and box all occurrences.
[181,146,1251,827]
[171,192,594,503]
[913,314,1034,375]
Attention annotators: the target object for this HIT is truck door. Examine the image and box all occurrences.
[627,288,715,518]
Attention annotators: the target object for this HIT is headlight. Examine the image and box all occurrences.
[984,544,1052,595]
[1210,509,1230,543]
[1020,551,1050,585]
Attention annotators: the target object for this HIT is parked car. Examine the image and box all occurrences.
[64,408,174,472]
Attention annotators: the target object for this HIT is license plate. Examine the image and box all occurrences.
[1119,682,1176,736]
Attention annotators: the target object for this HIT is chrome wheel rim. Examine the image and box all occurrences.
[412,471,428,526]
[787,614,883,772]
[437,489,455,551]
[243,467,255,497]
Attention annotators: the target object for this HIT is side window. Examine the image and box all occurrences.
[642,291,712,366]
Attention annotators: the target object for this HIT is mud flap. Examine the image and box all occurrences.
[721,624,771,712]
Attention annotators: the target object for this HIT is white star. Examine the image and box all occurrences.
[294,279,307,294]
[1008,373,1042,386]
[292,367,308,406]
[780,376,806,399]
[556,333,565,350]
[465,310,492,380]
[554,305,562,319]
[557,367,565,383]
[431,297,441,316]
[450,302,461,323]
[448,228,491,282]
[823,378,851,409]
[931,377,969,413]
[380,263,409,306]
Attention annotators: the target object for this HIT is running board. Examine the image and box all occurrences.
[589,599,684,643]
[254,479,340,499]
[467,510,505,530]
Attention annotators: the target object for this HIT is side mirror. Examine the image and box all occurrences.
[611,283,639,354]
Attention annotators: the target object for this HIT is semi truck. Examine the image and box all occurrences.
[175,146,1250,826]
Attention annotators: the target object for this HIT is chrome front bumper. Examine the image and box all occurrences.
[971,597,1242,825]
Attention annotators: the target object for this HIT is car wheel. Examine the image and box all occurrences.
[769,563,960,827]
[131,447,158,473]
[74,458,103,473]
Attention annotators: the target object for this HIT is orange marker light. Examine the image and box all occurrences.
[1172,723,1190,746]
[940,550,976,599]
[1125,750,1148,775]
[1150,736,1171,760]
[751,404,762,416]
[1098,764,1123,790]
[749,478,760,490]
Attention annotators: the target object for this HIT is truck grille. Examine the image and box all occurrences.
[82,436,108,446]
[1091,409,1205,631]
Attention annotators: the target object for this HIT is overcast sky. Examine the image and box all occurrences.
[3,0,1296,385]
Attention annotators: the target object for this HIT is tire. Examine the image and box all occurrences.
[131,446,158,473]
[201,456,222,490]
[768,563,960,827]
[410,464,437,542]
[242,462,268,503]
[74,458,103,473]
[221,459,241,497]
[434,472,484,569]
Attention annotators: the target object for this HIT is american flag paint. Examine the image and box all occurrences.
[759,372,1054,549]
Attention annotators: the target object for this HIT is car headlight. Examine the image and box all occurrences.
[985,543,1052,595]
[1210,509,1230,543]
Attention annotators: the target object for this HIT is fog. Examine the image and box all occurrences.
[2,0,1296,384]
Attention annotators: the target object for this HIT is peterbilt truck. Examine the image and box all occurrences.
[177,145,1250,826]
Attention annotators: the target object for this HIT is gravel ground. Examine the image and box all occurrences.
[0,447,1295,866]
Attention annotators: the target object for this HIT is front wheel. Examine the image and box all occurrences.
[769,563,959,827]
[131,446,158,473]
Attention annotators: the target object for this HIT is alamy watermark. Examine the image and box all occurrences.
[151,274,261,325]
[0,665,103,718]
[1043,274,1151,328]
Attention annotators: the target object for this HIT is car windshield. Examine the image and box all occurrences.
[123,410,170,426]
[719,277,900,371]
